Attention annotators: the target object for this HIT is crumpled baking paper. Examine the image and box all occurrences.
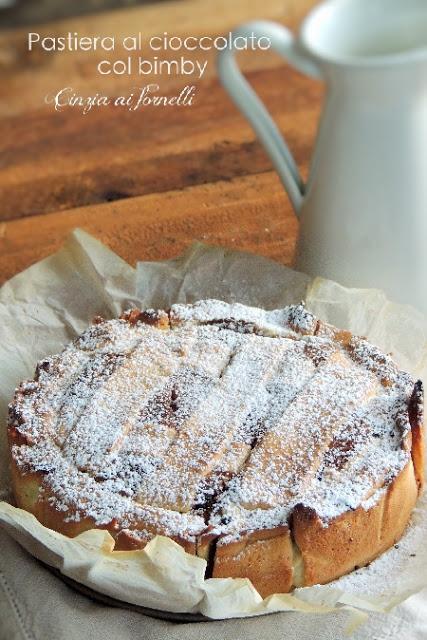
[0,228,426,631]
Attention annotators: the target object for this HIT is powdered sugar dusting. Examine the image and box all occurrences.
[8,299,418,558]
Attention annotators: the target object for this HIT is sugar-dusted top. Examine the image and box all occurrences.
[8,300,418,546]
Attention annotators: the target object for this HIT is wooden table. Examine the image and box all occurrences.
[0,0,321,285]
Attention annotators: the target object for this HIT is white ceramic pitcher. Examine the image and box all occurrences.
[217,0,427,314]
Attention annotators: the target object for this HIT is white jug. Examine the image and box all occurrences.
[217,0,427,314]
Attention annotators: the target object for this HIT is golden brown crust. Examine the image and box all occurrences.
[292,459,418,587]
[120,308,170,329]
[211,456,420,595]
[10,457,104,538]
[409,380,424,491]
[10,458,42,515]
[114,529,151,551]
[114,528,197,555]
[212,526,294,598]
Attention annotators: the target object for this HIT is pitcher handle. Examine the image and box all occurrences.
[217,20,321,214]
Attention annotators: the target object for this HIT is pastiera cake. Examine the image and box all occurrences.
[8,301,424,597]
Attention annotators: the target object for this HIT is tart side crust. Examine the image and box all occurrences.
[10,458,102,538]
[211,526,294,598]
[292,458,418,587]
[10,454,199,554]
[409,380,424,491]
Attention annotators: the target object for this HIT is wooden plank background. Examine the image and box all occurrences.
[0,0,321,284]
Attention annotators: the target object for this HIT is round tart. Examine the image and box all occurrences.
[8,300,424,597]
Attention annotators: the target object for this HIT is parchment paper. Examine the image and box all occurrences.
[1,229,426,633]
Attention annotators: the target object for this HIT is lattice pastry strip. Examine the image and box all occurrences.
[136,335,296,511]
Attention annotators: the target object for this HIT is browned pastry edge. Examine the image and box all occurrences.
[120,308,170,329]
[207,459,420,597]
[7,307,425,598]
[408,380,424,490]
[9,456,201,554]
[292,458,418,588]
[9,450,421,598]
[210,525,294,596]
